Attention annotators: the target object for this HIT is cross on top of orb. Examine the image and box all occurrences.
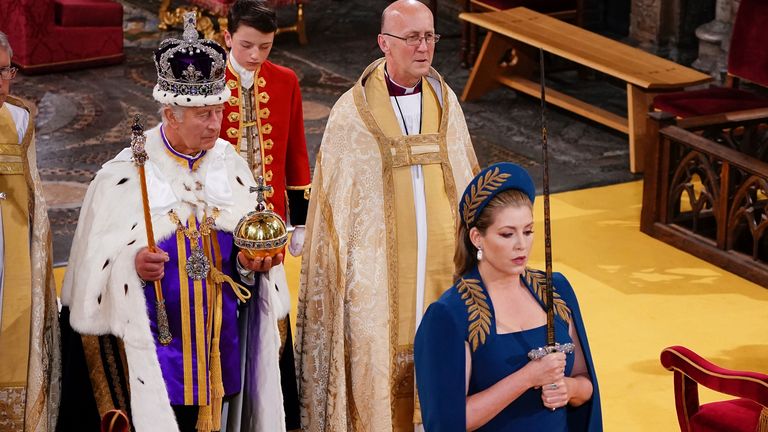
[250,176,273,211]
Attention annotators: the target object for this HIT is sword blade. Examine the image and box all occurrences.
[539,48,555,347]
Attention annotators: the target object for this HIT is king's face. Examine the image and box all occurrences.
[174,104,225,153]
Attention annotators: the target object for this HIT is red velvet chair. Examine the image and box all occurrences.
[652,0,768,117]
[0,0,124,74]
[660,346,768,432]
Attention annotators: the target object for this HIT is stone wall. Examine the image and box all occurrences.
[628,0,741,77]
[629,0,717,64]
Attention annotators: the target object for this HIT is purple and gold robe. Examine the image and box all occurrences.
[61,124,285,432]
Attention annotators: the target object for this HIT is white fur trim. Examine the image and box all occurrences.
[254,269,287,432]
[270,265,291,319]
[153,84,231,107]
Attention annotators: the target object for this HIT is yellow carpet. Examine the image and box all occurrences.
[54,180,768,430]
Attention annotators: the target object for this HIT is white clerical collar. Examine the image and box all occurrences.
[230,54,255,89]
[390,77,419,95]
[384,65,421,96]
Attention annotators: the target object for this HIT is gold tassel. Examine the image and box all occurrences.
[196,405,213,432]
[209,266,251,302]
[210,336,224,431]
[211,339,225,398]
[211,390,223,431]
[759,407,768,432]
[209,268,225,431]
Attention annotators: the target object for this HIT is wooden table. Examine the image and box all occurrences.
[460,7,712,173]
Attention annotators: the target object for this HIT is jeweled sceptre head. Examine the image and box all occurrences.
[130,114,148,166]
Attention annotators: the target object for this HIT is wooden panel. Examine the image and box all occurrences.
[459,8,711,89]
[660,126,768,174]
[626,84,658,172]
[642,114,768,288]
[649,223,768,288]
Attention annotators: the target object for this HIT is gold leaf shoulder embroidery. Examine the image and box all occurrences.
[457,278,492,352]
[462,168,511,226]
[525,270,572,324]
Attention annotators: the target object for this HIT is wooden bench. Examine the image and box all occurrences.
[460,7,712,173]
[459,0,583,67]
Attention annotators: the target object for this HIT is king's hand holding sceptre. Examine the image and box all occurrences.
[130,114,173,346]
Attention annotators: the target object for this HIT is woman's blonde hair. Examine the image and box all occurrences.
[453,189,533,280]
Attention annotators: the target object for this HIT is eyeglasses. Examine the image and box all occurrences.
[382,32,441,46]
[0,66,17,80]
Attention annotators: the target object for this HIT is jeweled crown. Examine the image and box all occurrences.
[152,12,230,106]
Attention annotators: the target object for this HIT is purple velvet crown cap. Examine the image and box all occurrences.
[152,12,231,107]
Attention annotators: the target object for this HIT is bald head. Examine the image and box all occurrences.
[381,0,433,33]
[377,0,436,87]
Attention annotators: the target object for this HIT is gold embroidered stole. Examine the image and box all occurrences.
[361,61,457,430]
[172,210,233,432]
[0,104,32,390]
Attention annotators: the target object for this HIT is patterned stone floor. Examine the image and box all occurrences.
[13,0,642,263]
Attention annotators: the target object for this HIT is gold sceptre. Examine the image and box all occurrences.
[130,115,172,346]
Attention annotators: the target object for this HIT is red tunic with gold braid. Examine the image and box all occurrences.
[220,59,311,225]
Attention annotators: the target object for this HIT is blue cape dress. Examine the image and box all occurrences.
[414,266,602,431]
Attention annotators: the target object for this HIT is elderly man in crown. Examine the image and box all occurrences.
[57,14,287,432]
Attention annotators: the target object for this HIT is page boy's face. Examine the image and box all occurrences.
[225,24,275,72]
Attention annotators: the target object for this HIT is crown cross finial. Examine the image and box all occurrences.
[249,176,273,212]
[182,12,199,43]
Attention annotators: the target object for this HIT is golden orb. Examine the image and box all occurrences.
[234,176,287,259]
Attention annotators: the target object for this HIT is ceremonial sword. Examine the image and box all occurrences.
[527,50,574,361]
[130,115,172,346]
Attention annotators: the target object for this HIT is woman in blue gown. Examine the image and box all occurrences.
[414,162,602,431]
